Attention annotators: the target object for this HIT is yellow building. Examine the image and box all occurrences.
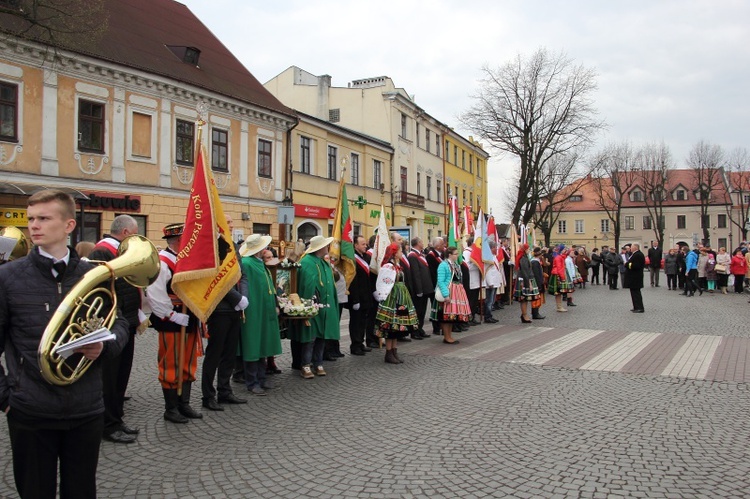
[0,0,295,248]
[288,112,393,242]
[444,133,490,224]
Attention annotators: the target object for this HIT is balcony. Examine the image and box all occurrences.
[395,191,425,208]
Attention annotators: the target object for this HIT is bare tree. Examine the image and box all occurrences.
[460,48,605,227]
[0,0,107,50]
[638,141,674,247]
[686,140,726,244]
[533,151,592,247]
[590,141,641,251]
[725,147,750,242]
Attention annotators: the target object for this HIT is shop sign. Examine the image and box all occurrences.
[369,209,391,220]
[1,208,27,226]
[424,214,440,225]
[81,192,141,211]
[294,204,335,219]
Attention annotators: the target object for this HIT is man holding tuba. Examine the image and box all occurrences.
[0,190,130,499]
[147,223,203,424]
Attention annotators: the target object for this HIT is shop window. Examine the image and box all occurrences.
[116,213,147,235]
[297,222,318,243]
[72,212,101,246]
[253,223,271,235]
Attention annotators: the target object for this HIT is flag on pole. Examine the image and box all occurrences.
[447,195,462,263]
[330,175,356,286]
[483,213,496,263]
[370,205,390,274]
[469,209,485,276]
[171,139,240,323]
[462,205,474,238]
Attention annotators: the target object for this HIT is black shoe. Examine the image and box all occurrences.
[333,351,346,358]
[323,353,338,361]
[231,375,244,383]
[202,399,224,411]
[567,302,577,307]
[420,330,431,338]
[361,345,372,352]
[698,288,704,296]
[632,309,644,313]
[532,315,545,320]
[218,393,248,405]
[367,341,380,349]
[103,430,137,444]
[485,317,499,323]
[350,348,366,356]
[123,396,132,401]
[410,334,423,340]
[443,339,460,345]
[469,319,481,326]
[119,424,140,435]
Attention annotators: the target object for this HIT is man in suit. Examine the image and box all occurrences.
[626,243,646,312]
[348,235,374,355]
[407,236,433,339]
[647,241,663,287]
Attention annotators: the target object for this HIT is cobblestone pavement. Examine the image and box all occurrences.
[2,280,749,497]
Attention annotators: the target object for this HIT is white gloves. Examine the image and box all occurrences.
[235,296,249,311]
[417,293,423,297]
[352,303,360,311]
[138,309,148,323]
[169,312,190,327]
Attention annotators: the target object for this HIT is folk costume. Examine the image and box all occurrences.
[514,244,540,323]
[374,262,418,339]
[430,259,471,324]
[548,246,574,312]
[238,239,282,392]
[291,236,339,378]
[147,223,203,423]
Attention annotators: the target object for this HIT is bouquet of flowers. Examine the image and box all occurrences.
[277,293,326,318]
[280,259,301,269]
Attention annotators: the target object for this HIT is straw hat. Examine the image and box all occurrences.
[239,234,272,257]
[304,235,334,255]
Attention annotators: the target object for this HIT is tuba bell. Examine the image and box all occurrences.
[0,226,29,263]
[38,234,160,385]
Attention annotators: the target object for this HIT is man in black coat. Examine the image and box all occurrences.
[603,246,620,290]
[88,215,142,444]
[626,243,646,312]
[348,235,374,355]
[407,237,433,339]
[647,241,663,287]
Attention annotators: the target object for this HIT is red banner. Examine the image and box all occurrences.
[294,204,335,219]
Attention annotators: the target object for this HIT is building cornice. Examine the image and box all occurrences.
[0,37,297,131]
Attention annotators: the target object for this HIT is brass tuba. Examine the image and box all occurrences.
[38,235,160,385]
[0,226,29,263]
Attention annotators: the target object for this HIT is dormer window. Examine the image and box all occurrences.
[570,195,583,202]
[675,189,686,201]
[695,184,710,201]
[167,45,201,66]
[630,189,643,202]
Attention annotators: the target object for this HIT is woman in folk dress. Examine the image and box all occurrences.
[548,245,574,312]
[429,246,471,345]
[374,243,418,364]
[514,243,540,323]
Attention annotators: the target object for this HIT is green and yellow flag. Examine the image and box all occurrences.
[330,175,356,286]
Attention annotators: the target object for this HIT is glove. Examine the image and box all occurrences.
[352,303,360,311]
[417,293,423,297]
[169,312,190,327]
[235,296,249,311]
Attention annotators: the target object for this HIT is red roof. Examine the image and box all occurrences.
[0,0,292,117]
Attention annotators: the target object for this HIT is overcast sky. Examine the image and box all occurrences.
[180,0,749,221]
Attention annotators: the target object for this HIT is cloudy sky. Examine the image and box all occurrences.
[181,0,749,220]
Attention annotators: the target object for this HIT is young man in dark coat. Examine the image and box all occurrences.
[407,237,433,339]
[647,241,663,287]
[626,243,646,312]
[348,235,374,355]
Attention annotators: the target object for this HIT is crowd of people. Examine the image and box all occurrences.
[3,189,750,498]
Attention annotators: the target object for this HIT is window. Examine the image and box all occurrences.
[253,223,271,235]
[373,159,382,189]
[445,140,450,162]
[210,128,228,172]
[718,214,727,228]
[72,212,101,246]
[78,99,105,153]
[400,113,407,138]
[642,216,652,230]
[462,189,466,207]
[574,220,584,233]
[570,195,583,202]
[469,193,473,208]
[416,123,420,147]
[631,190,643,202]
[454,145,458,165]
[416,172,421,196]
[624,216,635,230]
[744,194,750,204]
[701,215,710,228]
[425,129,431,152]
[329,109,340,123]
[469,154,473,174]
[676,189,686,201]
[436,135,441,157]
[477,160,482,178]
[436,180,442,202]
[462,151,466,170]
[601,219,610,233]
[426,176,432,201]
[131,112,152,158]
[257,138,272,178]
[677,215,686,229]
[118,213,147,235]
[0,82,18,142]
[350,153,359,186]
[558,220,567,234]
[718,238,727,250]
[300,136,311,174]
[175,119,194,166]
[327,146,337,180]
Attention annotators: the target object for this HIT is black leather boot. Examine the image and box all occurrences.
[163,389,188,424]
[178,382,203,419]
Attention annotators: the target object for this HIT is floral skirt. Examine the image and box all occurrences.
[548,274,574,295]
[430,282,471,323]
[375,282,418,339]
[514,277,540,302]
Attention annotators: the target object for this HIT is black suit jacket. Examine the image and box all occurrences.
[625,250,646,289]
[647,246,663,269]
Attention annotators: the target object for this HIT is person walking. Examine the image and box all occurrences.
[683,246,702,297]
[625,243,645,312]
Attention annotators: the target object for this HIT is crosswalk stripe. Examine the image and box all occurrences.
[448,326,552,359]
[580,331,661,372]
[661,335,722,379]
[511,329,605,365]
